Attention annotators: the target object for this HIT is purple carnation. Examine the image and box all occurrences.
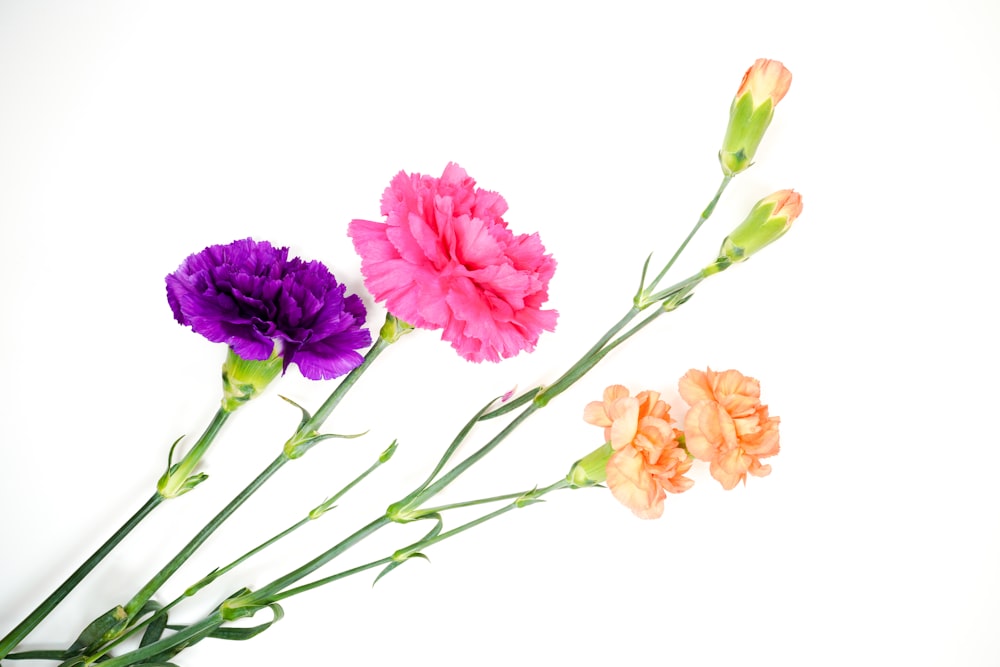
[166,238,371,380]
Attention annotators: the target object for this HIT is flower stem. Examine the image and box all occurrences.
[302,336,390,434]
[157,407,232,498]
[117,334,391,622]
[123,453,289,618]
[0,495,163,659]
[242,515,394,604]
[265,479,571,605]
[644,174,732,295]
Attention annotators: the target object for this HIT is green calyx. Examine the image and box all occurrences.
[719,199,790,263]
[566,442,613,488]
[719,93,775,176]
[221,347,283,413]
[379,314,415,344]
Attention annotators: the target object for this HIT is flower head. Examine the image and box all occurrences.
[348,163,557,362]
[584,385,693,519]
[678,368,780,490]
[719,189,803,264]
[166,238,371,380]
[720,58,792,176]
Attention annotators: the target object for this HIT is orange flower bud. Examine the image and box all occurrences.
[719,189,802,264]
[719,59,792,176]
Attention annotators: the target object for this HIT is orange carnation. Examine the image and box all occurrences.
[678,369,780,490]
[584,385,693,519]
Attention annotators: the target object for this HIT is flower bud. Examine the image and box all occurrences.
[719,190,803,263]
[566,442,613,488]
[719,59,792,176]
[221,346,283,412]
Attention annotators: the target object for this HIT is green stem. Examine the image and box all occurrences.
[157,407,232,498]
[0,493,161,658]
[414,490,539,516]
[405,479,569,554]
[180,442,394,602]
[266,558,394,603]
[244,515,393,604]
[301,337,390,435]
[645,174,732,295]
[266,480,571,606]
[407,404,539,511]
[123,454,288,618]
[479,386,541,420]
[122,335,392,620]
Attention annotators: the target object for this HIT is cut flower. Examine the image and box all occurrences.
[679,368,780,490]
[166,238,371,380]
[348,163,557,362]
[584,385,693,519]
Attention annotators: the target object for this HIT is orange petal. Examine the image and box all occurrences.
[583,400,612,427]
[606,446,665,519]
[678,369,715,405]
[609,397,639,449]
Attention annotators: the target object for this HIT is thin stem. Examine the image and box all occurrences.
[123,454,288,617]
[301,336,390,434]
[245,515,393,603]
[479,386,541,420]
[408,404,539,510]
[0,493,161,658]
[414,490,539,516]
[267,558,394,603]
[645,174,732,294]
[407,479,569,553]
[180,443,393,601]
[121,334,392,620]
[265,480,571,606]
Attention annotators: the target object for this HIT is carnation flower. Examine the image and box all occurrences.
[678,368,780,490]
[166,238,371,380]
[584,385,693,519]
[348,163,557,362]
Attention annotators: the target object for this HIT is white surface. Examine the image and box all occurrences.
[2,2,998,666]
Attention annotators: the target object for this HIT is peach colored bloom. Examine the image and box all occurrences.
[678,369,780,490]
[737,59,792,107]
[584,385,693,519]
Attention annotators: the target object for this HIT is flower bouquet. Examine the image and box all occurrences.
[0,59,800,667]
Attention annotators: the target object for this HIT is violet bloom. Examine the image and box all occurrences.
[166,239,371,380]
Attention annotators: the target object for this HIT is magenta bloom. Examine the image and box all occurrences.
[166,238,371,380]
[348,164,557,362]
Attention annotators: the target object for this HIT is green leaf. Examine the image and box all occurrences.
[279,395,313,429]
[207,603,284,641]
[139,610,169,648]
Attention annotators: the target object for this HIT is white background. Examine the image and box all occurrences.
[2,2,998,666]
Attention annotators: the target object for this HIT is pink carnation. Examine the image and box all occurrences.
[349,163,557,362]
